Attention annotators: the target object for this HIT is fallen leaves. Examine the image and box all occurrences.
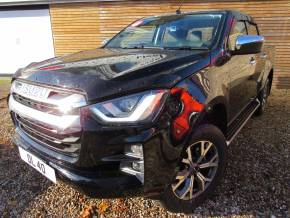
[79,204,95,218]
[77,199,128,217]
[78,200,110,218]
[98,200,110,215]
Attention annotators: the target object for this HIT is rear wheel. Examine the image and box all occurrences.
[256,78,270,116]
[161,124,227,213]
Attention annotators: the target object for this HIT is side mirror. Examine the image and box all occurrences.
[233,35,264,55]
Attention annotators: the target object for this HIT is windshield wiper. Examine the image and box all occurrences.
[116,45,209,50]
[121,45,163,49]
[121,45,144,49]
[163,46,209,51]
[121,44,163,49]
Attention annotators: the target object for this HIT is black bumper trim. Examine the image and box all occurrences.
[13,129,142,195]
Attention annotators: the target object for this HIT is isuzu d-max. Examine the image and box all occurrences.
[8,10,274,213]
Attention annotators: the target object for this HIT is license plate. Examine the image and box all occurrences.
[18,147,56,183]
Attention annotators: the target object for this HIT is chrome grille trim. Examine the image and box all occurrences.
[12,93,63,116]
[15,127,79,162]
[8,80,86,155]
[9,95,81,133]
[16,114,58,134]
[18,123,80,155]
[18,119,62,144]
[16,115,80,144]
[11,80,87,108]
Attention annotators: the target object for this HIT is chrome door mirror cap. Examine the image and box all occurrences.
[233,35,264,55]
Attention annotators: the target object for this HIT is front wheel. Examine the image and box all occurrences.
[161,124,227,213]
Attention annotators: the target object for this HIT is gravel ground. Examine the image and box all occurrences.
[0,89,289,218]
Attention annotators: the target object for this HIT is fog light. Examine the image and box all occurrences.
[132,161,144,172]
[124,144,143,158]
[120,144,144,183]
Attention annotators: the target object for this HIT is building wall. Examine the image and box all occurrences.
[50,0,290,88]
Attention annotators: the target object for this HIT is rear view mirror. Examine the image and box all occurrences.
[233,35,264,55]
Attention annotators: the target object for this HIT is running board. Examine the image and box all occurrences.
[226,99,260,145]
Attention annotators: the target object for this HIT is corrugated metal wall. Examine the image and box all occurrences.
[50,0,290,88]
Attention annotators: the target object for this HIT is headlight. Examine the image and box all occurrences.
[90,90,168,124]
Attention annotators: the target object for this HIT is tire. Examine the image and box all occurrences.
[161,124,227,213]
[256,78,270,116]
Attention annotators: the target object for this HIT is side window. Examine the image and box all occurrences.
[163,26,214,47]
[228,21,247,50]
[246,22,258,35]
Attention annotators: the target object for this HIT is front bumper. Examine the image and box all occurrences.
[8,79,189,197]
[14,128,142,196]
[10,90,183,197]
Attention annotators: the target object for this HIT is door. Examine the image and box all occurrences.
[246,21,265,95]
[0,8,55,75]
[227,20,256,121]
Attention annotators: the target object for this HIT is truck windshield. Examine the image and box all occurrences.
[105,13,224,50]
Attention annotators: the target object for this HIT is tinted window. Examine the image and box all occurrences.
[228,21,247,50]
[110,25,156,48]
[246,22,258,35]
[163,25,216,48]
[106,13,224,49]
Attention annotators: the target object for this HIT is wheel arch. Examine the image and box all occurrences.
[201,98,228,137]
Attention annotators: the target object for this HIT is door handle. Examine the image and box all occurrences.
[261,53,267,59]
[249,57,256,65]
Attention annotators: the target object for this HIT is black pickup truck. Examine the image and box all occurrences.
[8,10,274,213]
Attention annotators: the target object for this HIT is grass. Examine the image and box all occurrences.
[0,100,14,146]
[0,77,11,86]
[0,77,11,99]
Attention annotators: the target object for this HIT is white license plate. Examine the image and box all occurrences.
[19,147,57,183]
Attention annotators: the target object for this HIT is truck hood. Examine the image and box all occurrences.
[16,48,210,103]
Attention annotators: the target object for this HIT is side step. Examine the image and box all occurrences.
[226,99,260,145]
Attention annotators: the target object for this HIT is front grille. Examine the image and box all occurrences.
[9,80,86,157]
[14,113,81,156]
[13,93,63,116]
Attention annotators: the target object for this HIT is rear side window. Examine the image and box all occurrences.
[246,22,259,35]
[228,21,247,50]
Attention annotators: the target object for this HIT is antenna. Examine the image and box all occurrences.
[176,0,184,14]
